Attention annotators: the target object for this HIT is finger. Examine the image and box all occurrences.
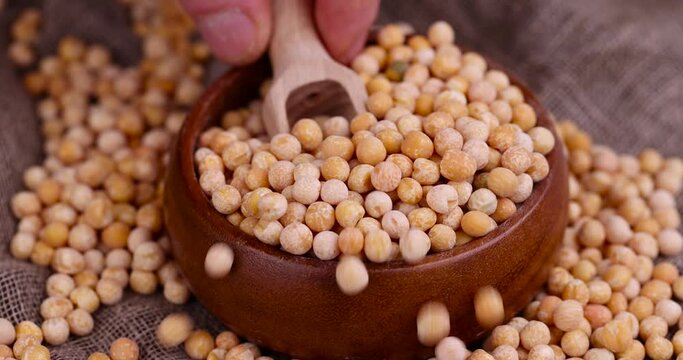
[314,0,379,64]
[179,0,272,65]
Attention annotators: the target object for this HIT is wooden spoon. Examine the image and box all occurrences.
[261,0,367,136]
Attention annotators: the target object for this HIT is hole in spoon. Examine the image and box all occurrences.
[286,80,356,125]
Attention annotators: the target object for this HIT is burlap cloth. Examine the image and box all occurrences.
[0,0,681,358]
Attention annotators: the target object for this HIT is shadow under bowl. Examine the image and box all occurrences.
[164,58,569,359]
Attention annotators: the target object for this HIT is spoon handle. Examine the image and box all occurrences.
[269,0,331,78]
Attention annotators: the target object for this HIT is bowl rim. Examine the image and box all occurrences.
[175,57,564,274]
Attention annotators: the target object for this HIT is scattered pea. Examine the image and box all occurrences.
[204,243,234,279]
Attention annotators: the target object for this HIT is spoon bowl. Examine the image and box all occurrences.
[261,0,367,136]
[164,57,569,359]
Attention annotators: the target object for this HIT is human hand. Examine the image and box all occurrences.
[180,0,380,65]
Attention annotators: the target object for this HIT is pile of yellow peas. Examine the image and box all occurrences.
[4,1,683,359]
[406,126,683,358]
[4,1,264,359]
[195,21,555,296]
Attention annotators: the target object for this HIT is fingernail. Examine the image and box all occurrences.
[197,8,257,64]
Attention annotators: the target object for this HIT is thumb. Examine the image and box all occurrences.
[315,0,379,64]
[180,0,272,65]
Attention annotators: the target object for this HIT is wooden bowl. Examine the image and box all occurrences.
[164,58,569,359]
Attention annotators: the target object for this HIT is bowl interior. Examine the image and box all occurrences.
[177,57,564,273]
